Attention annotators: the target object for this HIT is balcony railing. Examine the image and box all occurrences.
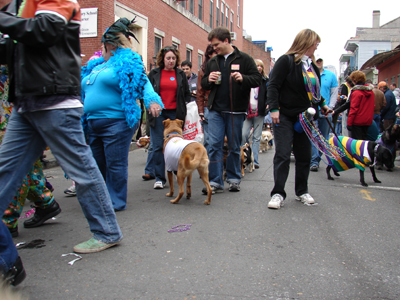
[343,66,358,77]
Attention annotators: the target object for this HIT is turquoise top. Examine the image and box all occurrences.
[82,62,125,120]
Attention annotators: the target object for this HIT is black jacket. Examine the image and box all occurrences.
[147,67,189,127]
[201,46,261,112]
[257,76,269,116]
[267,54,324,117]
[0,0,81,102]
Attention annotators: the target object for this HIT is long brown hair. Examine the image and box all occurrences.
[201,44,216,72]
[285,29,321,62]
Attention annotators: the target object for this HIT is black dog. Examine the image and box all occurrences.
[376,124,400,170]
[326,137,393,187]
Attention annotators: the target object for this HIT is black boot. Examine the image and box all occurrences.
[3,256,26,286]
[23,200,61,228]
[8,226,18,238]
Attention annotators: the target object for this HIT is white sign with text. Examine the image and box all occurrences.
[80,8,98,38]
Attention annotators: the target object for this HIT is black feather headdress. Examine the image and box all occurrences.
[101,17,139,51]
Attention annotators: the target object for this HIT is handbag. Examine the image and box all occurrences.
[182,101,204,143]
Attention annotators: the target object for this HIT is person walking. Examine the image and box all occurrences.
[0,0,124,286]
[310,56,338,172]
[181,60,198,103]
[379,81,397,130]
[242,59,269,169]
[201,27,262,193]
[81,18,163,211]
[197,44,217,152]
[143,46,190,189]
[266,29,331,209]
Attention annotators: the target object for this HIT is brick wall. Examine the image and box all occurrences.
[80,0,244,70]
[242,38,272,75]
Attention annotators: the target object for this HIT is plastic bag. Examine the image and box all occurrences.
[182,101,204,143]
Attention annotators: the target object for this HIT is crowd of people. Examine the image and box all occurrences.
[0,0,399,289]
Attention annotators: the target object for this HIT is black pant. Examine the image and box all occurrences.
[349,125,368,140]
[271,114,311,199]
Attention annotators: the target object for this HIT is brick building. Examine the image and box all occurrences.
[0,0,271,74]
[80,0,245,71]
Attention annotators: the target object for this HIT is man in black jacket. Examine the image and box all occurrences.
[0,0,124,285]
[201,27,261,193]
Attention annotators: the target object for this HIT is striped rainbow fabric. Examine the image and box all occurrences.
[327,136,371,172]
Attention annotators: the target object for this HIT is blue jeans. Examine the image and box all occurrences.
[242,115,264,166]
[202,107,210,153]
[88,118,138,211]
[373,114,381,132]
[311,115,332,167]
[208,111,245,188]
[0,108,122,271]
[144,110,176,184]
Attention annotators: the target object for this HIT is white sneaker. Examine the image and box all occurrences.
[295,193,315,205]
[268,194,284,209]
[154,181,165,189]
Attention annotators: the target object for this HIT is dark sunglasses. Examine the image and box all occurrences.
[162,46,175,53]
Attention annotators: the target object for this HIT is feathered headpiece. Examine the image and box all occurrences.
[101,17,139,51]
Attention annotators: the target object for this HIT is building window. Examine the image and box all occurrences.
[225,6,229,27]
[216,0,219,27]
[180,1,186,8]
[230,11,233,31]
[172,43,179,50]
[186,49,192,62]
[198,0,203,20]
[189,0,194,13]
[198,54,203,71]
[155,36,162,57]
[237,0,240,27]
[209,0,213,28]
[221,2,224,28]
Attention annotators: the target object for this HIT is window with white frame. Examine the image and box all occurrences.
[198,0,203,20]
[186,49,192,62]
[216,0,219,27]
[155,36,162,57]
[221,2,224,28]
[225,6,229,27]
[172,43,179,50]
[198,54,203,71]
[237,0,240,27]
[189,0,194,13]
[230,11,233,31]
[209,0,213,28]
[180,1,186,8]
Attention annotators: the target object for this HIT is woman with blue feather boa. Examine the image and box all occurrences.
[81,18,163,211]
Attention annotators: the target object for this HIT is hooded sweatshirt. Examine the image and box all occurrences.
[347,84,375,127]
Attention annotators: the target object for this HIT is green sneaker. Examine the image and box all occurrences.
[73,238,120,254]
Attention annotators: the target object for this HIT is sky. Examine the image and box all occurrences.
[243,0,399,75]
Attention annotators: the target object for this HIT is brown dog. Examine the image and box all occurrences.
[163,119,212,205]
[223,136,246,178]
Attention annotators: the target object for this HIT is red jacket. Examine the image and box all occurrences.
[347,85,375,126]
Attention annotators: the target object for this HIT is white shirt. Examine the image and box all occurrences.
[164,137,196,172]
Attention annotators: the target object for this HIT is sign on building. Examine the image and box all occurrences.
[80,8,98,38]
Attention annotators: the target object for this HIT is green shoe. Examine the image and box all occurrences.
[73,238,120,254]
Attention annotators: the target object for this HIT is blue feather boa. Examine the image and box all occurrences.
[81,48,163,131]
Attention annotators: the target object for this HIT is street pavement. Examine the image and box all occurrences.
[11,146,400,300]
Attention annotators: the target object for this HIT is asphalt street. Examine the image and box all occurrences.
[11,146,400,300]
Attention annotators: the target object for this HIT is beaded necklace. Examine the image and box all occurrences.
[86,64,108,85]
[302,63,321,104]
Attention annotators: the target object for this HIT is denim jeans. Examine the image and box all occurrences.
[311,115,332,167]
[202,107,210,153]
[373,114,381,132]
[144,110,176,184]
[88,118,138,211]
[0,108,122,270]
[208,111,245,188]
[271,113,311,199]
[242,115,264,166]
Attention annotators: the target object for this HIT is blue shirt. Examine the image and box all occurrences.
[82,63,124,120]
[320,69,338,107]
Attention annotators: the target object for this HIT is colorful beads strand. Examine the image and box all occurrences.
[299,112,345,162]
